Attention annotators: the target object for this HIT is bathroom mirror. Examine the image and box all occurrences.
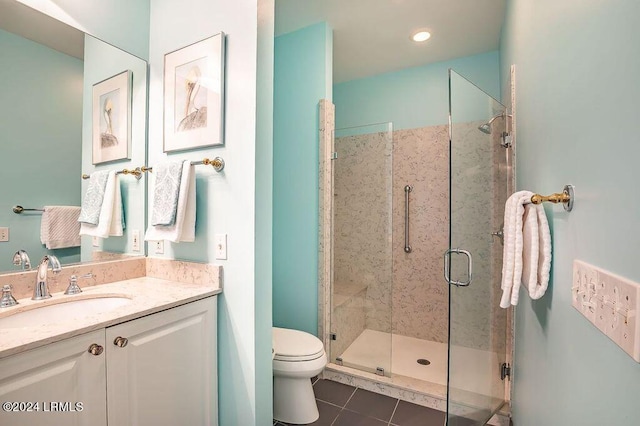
[0,1,148,272]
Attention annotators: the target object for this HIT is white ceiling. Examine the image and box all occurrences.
[275,0,506,84]
[0,0,84,59]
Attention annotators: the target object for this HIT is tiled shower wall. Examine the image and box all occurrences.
[333,125,450,347]
[332,122,506,354]
[449,122,495,351]
[392,126,449,342]
[332,130,393,359]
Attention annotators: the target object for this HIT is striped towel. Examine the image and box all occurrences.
[41,206,81,249]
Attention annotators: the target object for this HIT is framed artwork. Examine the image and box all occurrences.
[92,70,132,164]
[163,32,225,152]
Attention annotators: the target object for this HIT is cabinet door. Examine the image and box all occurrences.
[0,330,107,426]
[106,297,217,426]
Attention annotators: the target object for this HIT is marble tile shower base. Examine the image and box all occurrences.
[339,329,497,394]
[331,329,509,425]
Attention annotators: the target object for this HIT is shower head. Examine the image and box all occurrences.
[478,123,492,134]
[477,112,510,134]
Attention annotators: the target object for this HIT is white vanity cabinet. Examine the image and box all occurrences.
[0,329,108,426]
[106,297,217,425]
[0,297,217,426]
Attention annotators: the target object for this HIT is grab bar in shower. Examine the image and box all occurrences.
[404,185,412,253]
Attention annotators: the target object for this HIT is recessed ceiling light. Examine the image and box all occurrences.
[412,31,431,42]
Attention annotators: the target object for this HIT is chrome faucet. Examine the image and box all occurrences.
[33,255,61,300]
[12,250,31,271]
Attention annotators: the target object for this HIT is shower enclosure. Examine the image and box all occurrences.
[319,70,511,425]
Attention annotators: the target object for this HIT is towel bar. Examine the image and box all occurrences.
[82,167,143,180]
[13,206,44,214]
[140,157,225,174]
[531,184,574,212]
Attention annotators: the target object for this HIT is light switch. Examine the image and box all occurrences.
[215,234,227,260]
[131,230,140,252]
[573,259,640,362]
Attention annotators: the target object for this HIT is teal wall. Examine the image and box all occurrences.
[148,0,269,424]
[273,22,332,335]
[0,28,82,271]
[80,35,148,262]
[334,51,500,130]
[500,0,640,424]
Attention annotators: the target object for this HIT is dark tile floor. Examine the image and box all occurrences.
[274,378,447,426]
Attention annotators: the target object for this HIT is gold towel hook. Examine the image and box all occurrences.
[531,184,574,212]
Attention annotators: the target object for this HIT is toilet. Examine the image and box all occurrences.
[272,327,327,424]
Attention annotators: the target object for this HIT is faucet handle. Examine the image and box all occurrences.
[1,284,18,308]
[64,273,93,295]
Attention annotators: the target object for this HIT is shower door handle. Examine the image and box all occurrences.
[404,185,412,253]
[443,248,473,287]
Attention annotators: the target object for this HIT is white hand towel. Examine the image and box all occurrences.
[80,171,124,238]
[144,161,196,243]
[526,204,551,300]
[500,190,552,308]
[40,206,81,249]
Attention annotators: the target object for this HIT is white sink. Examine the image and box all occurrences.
[0,296,131,328]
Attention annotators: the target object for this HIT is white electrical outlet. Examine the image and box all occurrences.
[574,259,640,362]
[131,230,140,252]
[155,240,164,254]
[92,236,100,247]
[215,234,227,260]
[0,227,8,242]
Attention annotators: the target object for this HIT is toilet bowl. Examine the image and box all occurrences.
[273,327,327,424]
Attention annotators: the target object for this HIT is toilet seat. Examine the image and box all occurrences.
[273,327,325,362]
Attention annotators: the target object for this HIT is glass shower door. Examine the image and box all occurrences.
[446,70,509,425]
[329,122,394,378]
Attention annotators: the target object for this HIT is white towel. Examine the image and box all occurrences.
[40,206,81,249]
[500,191,552,308]
[144,161,196,243]
[79,171,124,238]
[523,203,552,300]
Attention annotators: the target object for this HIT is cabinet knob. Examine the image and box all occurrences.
[88,343,104,356]
[113,336,128,348]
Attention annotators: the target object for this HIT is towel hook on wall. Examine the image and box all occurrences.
[531,184,574,212]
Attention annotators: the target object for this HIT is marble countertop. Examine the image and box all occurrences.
[0,277,221,359]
